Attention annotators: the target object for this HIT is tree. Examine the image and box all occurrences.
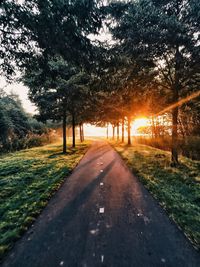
[1,0,105,152]
[1,0,103,77]
[0,92,34,151]
[109,0,200,165]
[23,55,91,151]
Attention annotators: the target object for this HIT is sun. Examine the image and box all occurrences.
[131,117,149,136]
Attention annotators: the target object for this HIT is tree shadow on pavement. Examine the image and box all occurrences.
[75,147,111,172]
[53,159,116,223]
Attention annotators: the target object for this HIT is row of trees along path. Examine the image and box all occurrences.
[1,0,200,165]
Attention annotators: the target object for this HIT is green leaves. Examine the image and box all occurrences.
[1,0,103,79]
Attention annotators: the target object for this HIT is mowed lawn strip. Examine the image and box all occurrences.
[112,142,200,250]
[0,141,89,259]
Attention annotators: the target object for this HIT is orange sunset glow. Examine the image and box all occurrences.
[84,117,150,137]
[131,117,150,136]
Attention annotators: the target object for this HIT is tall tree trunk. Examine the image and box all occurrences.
[72,113,76,148]
[171,47,180,166]
[81,124,84,141]
[127,116,131,145]
[171,106,179,165]
[178,118,185,139]
[62,109,67,153]
[152,116,155,139]
[79,123,83,142]
[117,122,119,141]
[106,123,109,139]
[112,125,115,140]
[122,117,124,143]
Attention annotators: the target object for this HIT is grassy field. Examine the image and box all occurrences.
[0,141,89,259]
[112,141,200,250]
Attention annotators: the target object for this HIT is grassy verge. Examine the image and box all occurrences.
[135,136,200,160]
[111,141,200,250]
[0,141,89,259]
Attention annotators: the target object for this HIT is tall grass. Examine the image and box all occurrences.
[135,136,200,160]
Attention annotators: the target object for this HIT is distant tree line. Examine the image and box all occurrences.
[0,90,55,152]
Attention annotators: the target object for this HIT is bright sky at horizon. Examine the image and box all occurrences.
[84,118,150,137]
[0,77,37,114]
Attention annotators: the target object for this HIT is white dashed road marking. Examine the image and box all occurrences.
[99,207,104,213]
[90,229,99,235]
[101,255,104,263]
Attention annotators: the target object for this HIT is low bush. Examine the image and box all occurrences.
[0,131,58,154]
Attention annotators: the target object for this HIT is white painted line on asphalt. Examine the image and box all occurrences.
[106,223,112,229]
[100,182,104,186]
[161,258,166,263]
[60,261,64,266]
[90,229,99,235]
[101,255,104,263]
[99,207,104,213]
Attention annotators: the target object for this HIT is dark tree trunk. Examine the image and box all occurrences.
[151,116,154,139]
[72,113,76,148]
[127,116,131,145]
[178,118,185,139]
[171,105,179,166]
[112,125,115,140]
[122,117,124,143]
[79,124,83,142]
[62,109,67,153]
[117,122,119,141]
[106,123,109,139]
[171,47,180,166]
[81,124,84,141]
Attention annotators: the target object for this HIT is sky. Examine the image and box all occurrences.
[0,77,37,114]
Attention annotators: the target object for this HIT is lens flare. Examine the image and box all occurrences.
[156,90,200,116]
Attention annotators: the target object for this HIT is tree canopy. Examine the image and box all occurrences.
[0,0,199,164]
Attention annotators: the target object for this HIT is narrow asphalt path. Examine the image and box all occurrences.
[2,141,200,267]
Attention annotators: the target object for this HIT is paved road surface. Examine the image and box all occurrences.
[1,141,200,267]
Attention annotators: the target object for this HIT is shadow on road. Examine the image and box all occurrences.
[75,147,111,172]
[52,159,116,224]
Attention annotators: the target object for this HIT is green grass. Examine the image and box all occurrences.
[112,141,200,250]
[0,141,89,259]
